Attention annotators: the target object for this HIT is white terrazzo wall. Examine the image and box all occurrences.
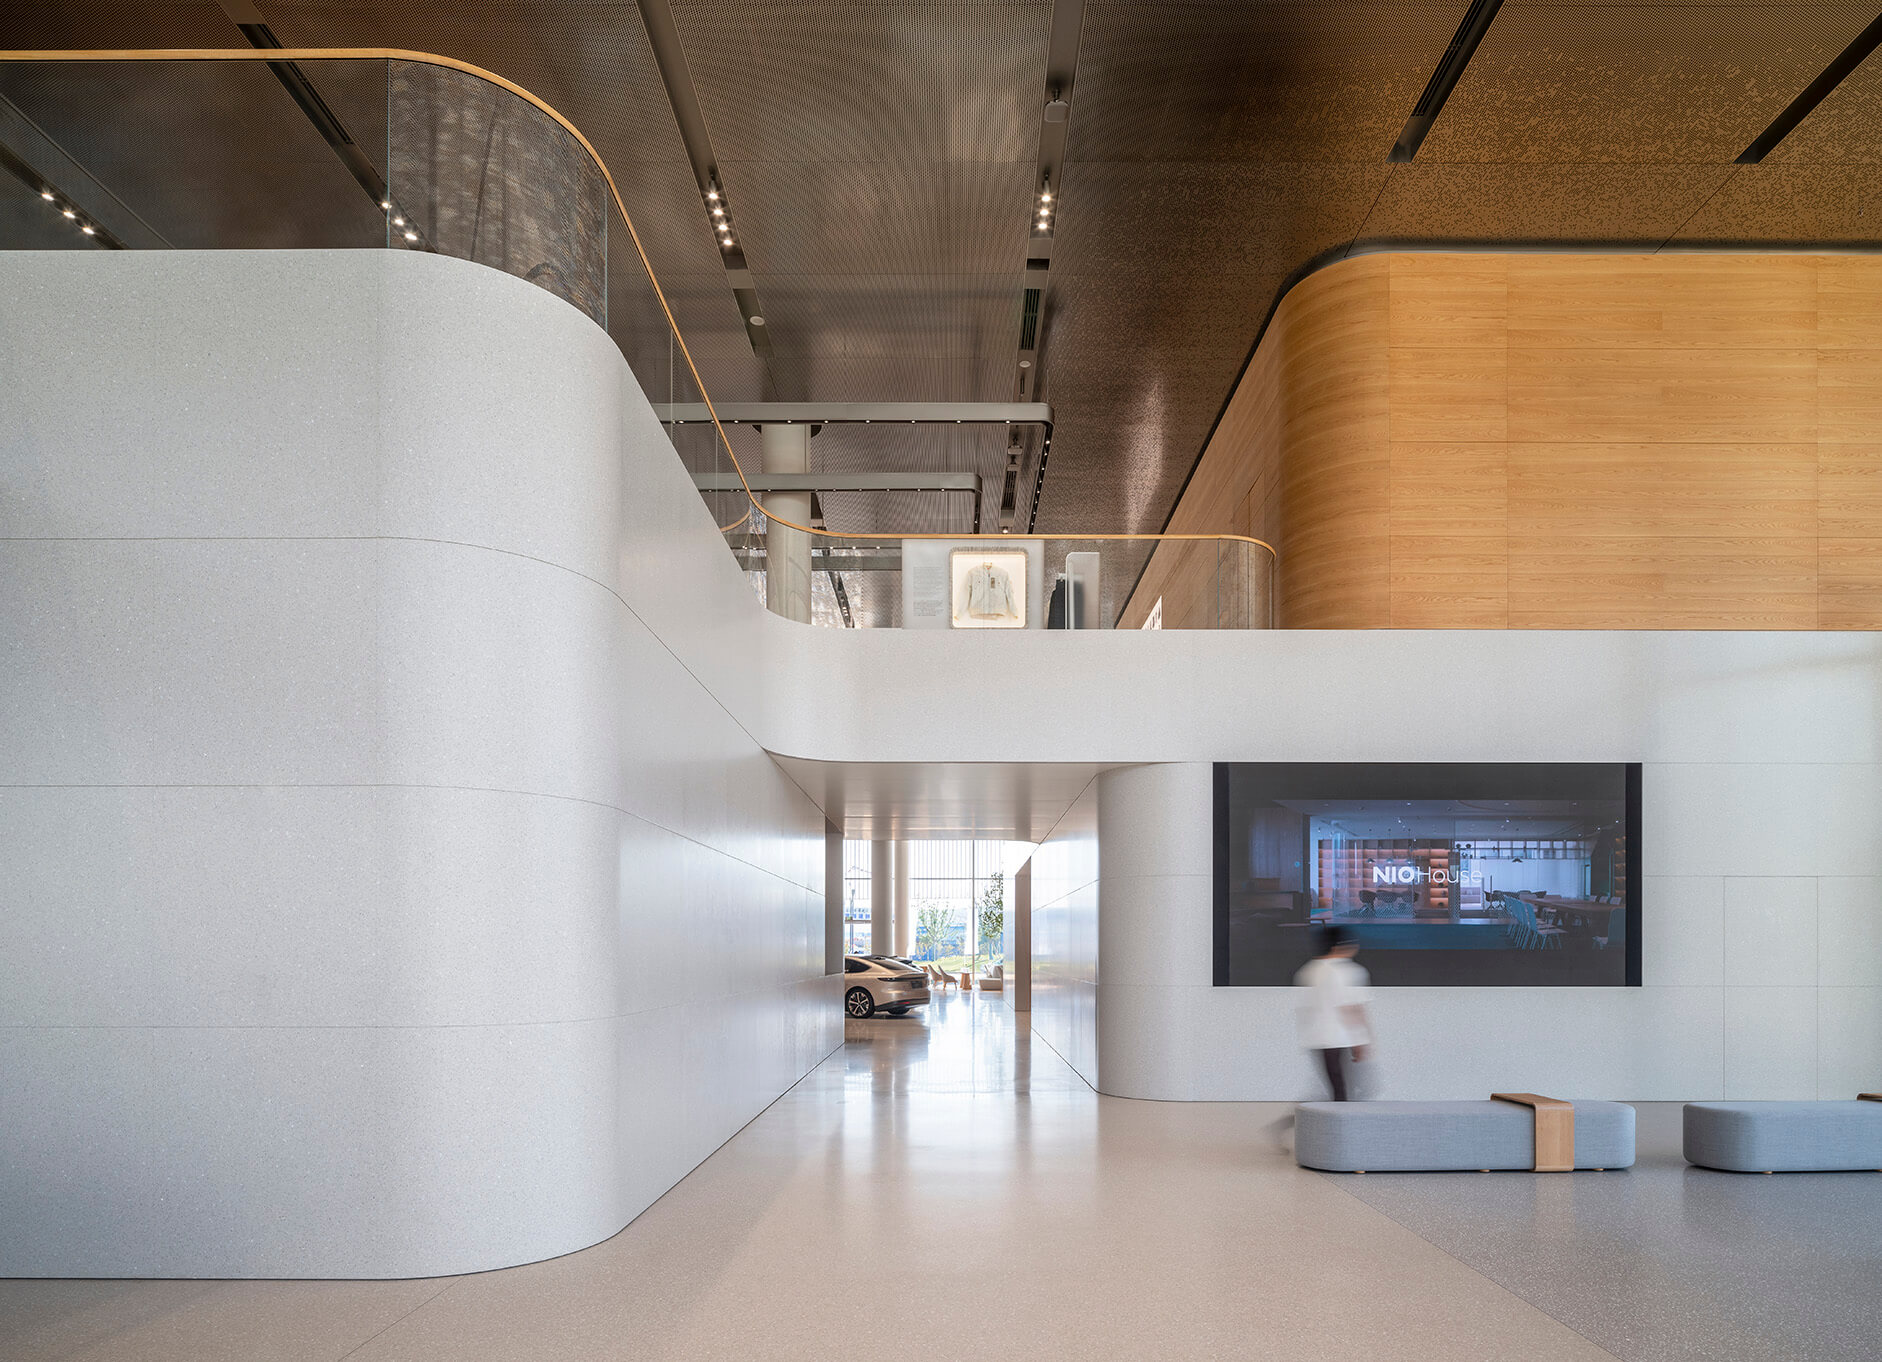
[1094,756,1882,1103]
[0,251,840,1277]
[1028,781,1099,1087]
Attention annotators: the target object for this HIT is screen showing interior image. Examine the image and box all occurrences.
[1214,763,1641,987]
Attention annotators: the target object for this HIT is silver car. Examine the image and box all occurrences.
[843,955,930,1018]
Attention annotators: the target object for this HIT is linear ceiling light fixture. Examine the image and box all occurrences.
[1388,0,1506,163]
[706,173,736,250]
[0,141,124,248]
[636,0,771,357]
[1737,12,1882,163]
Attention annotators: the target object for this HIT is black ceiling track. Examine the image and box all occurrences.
[236,22,392,212]
[1388,0,1506,163]
[1737,12,1882,164]
[1017,288,1042,352]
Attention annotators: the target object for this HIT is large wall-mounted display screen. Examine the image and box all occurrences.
[1214,763,1641,987]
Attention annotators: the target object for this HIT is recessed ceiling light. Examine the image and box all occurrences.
[62,208,75,218]
[1019,359,1032,369]
[403,230,418,241]
[712,206,724,217]
[40,190,54,201]
[81,224,95,235]
[749,315,765,326]
[380,199,391,209]
[707,189,719,201]
[392,216,405,226]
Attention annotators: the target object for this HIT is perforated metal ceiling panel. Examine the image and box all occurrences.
[1358,162,1739,242]
[14,1,1882,610]
[668,0,1047,517]
[1065,1,1462,163]
[1415,1,1882,164]
[671,1,1048,166]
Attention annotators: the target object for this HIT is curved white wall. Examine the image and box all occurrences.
[0,251,839,1277]
[6,251,1881,1278]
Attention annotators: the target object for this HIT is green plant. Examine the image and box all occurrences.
[974,872,1004,975]
[916,901,953,961]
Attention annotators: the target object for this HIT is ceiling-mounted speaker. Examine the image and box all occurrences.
[1043,96,1070,124]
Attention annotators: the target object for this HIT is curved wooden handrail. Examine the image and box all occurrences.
[0,49,1276,576]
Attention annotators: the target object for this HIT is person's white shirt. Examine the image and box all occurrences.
[1293,955,1373,1050]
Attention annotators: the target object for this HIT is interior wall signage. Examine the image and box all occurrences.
[1372,863,1483,886]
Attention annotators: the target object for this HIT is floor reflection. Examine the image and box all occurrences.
[839,987,1078,1097]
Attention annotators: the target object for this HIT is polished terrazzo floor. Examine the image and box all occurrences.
[3,991,1876,1361]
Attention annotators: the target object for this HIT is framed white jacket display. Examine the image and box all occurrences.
[950,549,1026,628]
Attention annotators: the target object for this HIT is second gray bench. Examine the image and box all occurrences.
[1684,1100,1882,1172]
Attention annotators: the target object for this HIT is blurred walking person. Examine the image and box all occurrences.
[1295,927,1373,1101]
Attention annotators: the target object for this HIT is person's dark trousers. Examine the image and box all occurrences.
[1318,1047,1349,1101]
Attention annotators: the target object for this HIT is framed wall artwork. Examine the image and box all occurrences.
[949,549,1027,628]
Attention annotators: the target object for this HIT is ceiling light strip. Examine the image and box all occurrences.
[1019,0,1089,535]
[1388,0,1506,163]
[1736,12,1882,164]
[0,140,124,247]
[635,0,771,357]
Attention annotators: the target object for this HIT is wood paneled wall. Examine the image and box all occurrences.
[1122,252,1882,630]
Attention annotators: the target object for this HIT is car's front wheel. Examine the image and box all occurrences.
[845,987,876,1019]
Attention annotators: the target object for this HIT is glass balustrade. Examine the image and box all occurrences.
[0,48,1272,629]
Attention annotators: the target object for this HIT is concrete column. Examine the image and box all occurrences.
[1009,861,1032,1012]
[870,839,892,956]
[760,422,813,623]
[893,838,912,957]
[825,822,844,973]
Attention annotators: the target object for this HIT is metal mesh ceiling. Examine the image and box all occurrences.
[10,1,1882,617]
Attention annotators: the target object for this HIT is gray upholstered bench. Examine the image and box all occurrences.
[1295,1098,1636,1173]
[1683,1100,1882,1172]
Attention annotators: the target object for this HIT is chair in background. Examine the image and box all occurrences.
[1530,900,1567,950]
[1508,896,1535,949]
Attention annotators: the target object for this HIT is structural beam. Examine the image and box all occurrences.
[697,471,985,534]
[1737,12,1882,164]
[693,472,982,495]
[661,401,1051,435]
